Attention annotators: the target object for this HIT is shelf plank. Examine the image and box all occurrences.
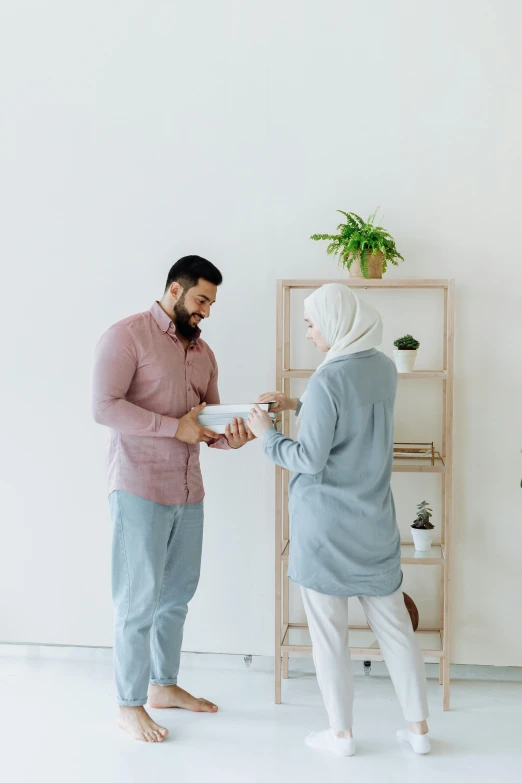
[400,543,444,564]
[282,625,443,658]
[282,369,315,379]
[281,543,443,565]
[281,279,450,289]
[393,459,445,473]
[274,455,445,473]
[283,369,448,379]
[399,371,448,379]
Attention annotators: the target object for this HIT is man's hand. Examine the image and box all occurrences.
[257,392,298,413]
[225,417,256,449]
[247,405,274,438]
[175,403,219,444]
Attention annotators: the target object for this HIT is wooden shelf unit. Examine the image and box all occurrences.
[274,278,454,710]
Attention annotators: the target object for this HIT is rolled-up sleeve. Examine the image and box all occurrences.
[203,365,231,451]
[92,325,179,437]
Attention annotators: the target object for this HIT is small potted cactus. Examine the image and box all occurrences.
[393,334,420,372]
[411,501,435,551]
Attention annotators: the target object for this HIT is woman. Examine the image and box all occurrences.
[248,283,430,758]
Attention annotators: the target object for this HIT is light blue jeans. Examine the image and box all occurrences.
[110,490,204,707]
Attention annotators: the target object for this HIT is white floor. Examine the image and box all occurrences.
[1,646,521,783]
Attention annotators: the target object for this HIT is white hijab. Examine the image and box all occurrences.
[299,284,383,415]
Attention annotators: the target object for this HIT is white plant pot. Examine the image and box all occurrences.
[394,349,417,373]
[411,527,434,552]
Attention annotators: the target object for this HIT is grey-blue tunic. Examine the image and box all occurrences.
[263,349,402,597]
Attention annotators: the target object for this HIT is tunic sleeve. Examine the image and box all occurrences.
[262,374,337,474]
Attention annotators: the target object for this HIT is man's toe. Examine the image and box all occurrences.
[200,698,218,712]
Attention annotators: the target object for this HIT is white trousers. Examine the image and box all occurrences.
[301,585,429,730]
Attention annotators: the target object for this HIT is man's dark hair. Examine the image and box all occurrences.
[165,255,223,293]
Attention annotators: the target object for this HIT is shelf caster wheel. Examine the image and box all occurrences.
[363,660,372,676]
[244,655,253,668]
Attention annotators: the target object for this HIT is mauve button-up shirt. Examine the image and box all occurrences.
[92,302,230,505]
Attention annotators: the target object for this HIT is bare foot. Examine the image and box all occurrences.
[148,683,218,713]
[118,705,169,742]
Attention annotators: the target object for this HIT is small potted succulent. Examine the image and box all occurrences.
[310,208,404,279]
[411,501,435,551]
[393,334,420,372]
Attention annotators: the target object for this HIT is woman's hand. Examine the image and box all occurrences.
[225,417,256,449]
[257,392,298,414]
[247,405,274,438]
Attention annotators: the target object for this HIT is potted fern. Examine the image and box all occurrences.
[393,334,420,372]
[411,501,435,551]
[310,208,404,279]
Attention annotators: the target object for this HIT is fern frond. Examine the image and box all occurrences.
[346,212,365,227]
[367,206,380,225]
[360,249,369,279]
[310,233,337,241]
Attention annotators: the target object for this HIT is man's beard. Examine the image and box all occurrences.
[173,295,202,340]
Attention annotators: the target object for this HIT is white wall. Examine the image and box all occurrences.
[1,0,521,666]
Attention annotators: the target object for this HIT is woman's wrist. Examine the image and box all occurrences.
[290,397,298,411]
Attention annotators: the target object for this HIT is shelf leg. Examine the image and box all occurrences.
[275,653,282,704]
[443,657,450,710]
[439,659,443,685]
[282,564,289,680]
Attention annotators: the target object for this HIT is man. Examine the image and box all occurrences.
[92,255,253,742]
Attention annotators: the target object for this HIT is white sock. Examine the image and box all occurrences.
[305,729,355,757]
[396,729,431,755]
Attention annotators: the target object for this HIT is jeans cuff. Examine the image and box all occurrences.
[117,697,148,707]
[149,678,178,686]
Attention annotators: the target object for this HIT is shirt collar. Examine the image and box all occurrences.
[149,301,202,342]
[149,302,173,333]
